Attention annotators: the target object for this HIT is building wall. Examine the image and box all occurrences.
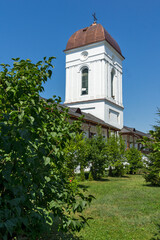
[67,99,123,129]
[69,118,109,139]
[67,101,105,125]
[121,134,143,150]
[64,41,124,129]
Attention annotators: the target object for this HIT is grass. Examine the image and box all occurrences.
[74,175,160,240]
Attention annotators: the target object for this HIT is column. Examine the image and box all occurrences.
[120,72,123,105]
[105,61,108,98]
[127,135,130,149]
[65,67,69,102]
[101,60,105,97]
[108,64,111,98]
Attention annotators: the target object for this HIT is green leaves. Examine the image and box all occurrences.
[48,69,52,78]
[18,110,24,121]
[85,128,108,180]
[45,176,51,182]
[44,156,51,166]
[141,109,160,186]
[125,147,142,174]
[12,57,20,61]
[0,57,92,239]
[4,219,17,236]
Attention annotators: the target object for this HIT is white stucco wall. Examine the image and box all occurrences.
[67,100,105,123]
[64,40,124,129]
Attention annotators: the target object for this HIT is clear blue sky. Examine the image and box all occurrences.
[0,0,159,133]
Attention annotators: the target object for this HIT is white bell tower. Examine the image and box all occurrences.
[64,22,125,129]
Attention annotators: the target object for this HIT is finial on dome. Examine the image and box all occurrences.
[92,12,97,24]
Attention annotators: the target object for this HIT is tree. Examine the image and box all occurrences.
[63,133,88,178]
[105,133,126,177]
[125,147,142,174]
[142,109,160,186]
[0,58,93,239]
[86,127,107,180]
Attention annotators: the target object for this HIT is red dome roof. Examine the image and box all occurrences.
[65,23,124,57]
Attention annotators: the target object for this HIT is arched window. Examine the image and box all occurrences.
[111,69,115,99]
[81,68,88,95]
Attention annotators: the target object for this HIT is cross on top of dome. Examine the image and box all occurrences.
[92,12,97,24]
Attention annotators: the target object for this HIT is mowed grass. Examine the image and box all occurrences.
[75,175,160,240]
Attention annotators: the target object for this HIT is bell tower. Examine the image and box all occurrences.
[64,22,125,129]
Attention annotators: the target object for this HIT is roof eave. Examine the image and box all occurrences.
[64,40,125,60]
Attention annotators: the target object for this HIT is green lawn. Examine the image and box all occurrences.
[75,175,160,240]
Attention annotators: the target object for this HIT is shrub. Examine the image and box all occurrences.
[141,109,160,186]
[105,133,126,177]
[0,58,94,239]
[63,133,88,177]
[125,147,143,174]
[88,172,93,181]
[111,164,126,177]
[80,167,85,181]
[86,127,107,180]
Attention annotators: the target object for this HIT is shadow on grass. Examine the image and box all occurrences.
[107,175,130,180]
[109,174,131,178]
[45,230,83,240]
[78,184,89,189]
[96,178,110,182]
[121,175,130,178]
[43,220,84,240]
[150,224,160,240]
[80,175,131,183]
[143,183,160,188]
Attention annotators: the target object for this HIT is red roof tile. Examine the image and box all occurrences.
[65,23,124,58]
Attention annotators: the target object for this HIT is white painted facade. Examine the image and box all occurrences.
[64,40,124,129]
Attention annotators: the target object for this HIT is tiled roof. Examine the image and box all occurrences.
[65,23,124,58]
[40,97,120,131]
[67,106,120,131]
[120,126,150,138]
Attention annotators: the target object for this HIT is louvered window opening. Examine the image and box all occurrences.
[81,68,88,95]
[111,71,114,98]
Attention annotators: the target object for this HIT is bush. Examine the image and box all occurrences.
[105,133,126,177]
[144,167,160,186]
[80,167,85,181]
[125,147,143,174]
[111,164,126,177]
[0,58,94,239]
[88,172,93,181]
[141,109,160,186]
[63,133,88,177]
[86,127,107,180]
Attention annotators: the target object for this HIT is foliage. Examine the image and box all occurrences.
[88,172,93,181]
[141,109,160,186]
[125,147,143,174]
[80,167,85,181]
[105,133,126,177]
[0,58,94,239]
[86,127,107,180]
[64,128,127,180]
[63,133,88,177]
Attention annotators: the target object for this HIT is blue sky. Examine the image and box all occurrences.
[0,0,159,133]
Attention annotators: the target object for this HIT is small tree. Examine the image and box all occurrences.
[63,133,88,177]
[0,58,93,239]
[125,147,143,174]
[105,133,126,177]
[86,127,107,180]
[142,109,160,186]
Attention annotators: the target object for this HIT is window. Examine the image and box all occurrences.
[111,69,115,99]
[81,68,88,95]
